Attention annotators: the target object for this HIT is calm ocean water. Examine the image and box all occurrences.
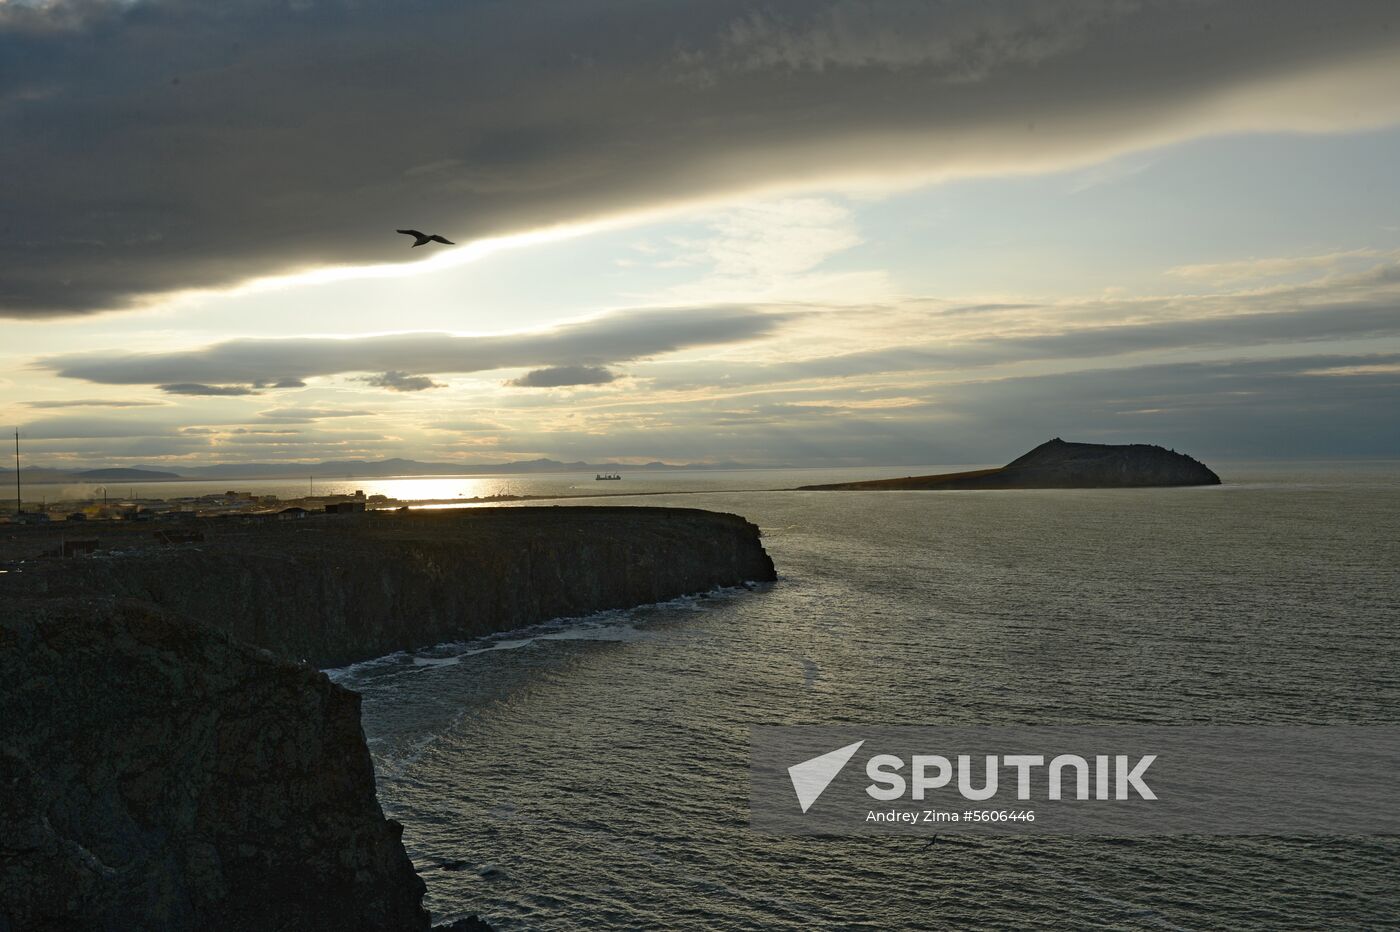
[328,463,1400,930]
[26,465,964,503]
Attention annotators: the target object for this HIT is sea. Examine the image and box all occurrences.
[305,462,1399,930]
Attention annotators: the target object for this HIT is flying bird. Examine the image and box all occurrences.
[396,229,455,248]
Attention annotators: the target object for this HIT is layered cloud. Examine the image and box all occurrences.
[358,371,445,393]
[508,366,618,388]
[488,352,1400,463]
[256,408,376,423]
[644,263,1400,391]
[17,257,1400,463]
[4,0,1399,317]
[22,399,160,409]
[157,383,261,396]
[37,305,784,390]
[1166,249,1397,284]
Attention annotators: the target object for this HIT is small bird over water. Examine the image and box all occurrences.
[396,229,455,248]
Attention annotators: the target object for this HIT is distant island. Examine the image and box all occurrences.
[797,439,1221,490]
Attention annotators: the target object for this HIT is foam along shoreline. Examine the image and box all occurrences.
[796,439,1222,491]
[326,579,768,683]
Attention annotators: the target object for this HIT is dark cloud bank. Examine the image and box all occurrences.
[37,305,782,390]
[357,371,444,392]
[3,0,1398,317]
[509,365,617,388]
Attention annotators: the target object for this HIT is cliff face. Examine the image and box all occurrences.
[0,598,430,931]
[3,506,776,668]
[798,439,1221,491]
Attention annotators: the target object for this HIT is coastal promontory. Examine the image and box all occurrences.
[798,439,1221,491]
[0,505,775,929]
[1,505,776,668]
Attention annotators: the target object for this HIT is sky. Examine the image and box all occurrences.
[3,0,1399,469]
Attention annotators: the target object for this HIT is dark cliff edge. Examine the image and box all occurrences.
[0,598,430,931]
[797,439,1221,491]
[2,506,777,669]
[0,506,775,929]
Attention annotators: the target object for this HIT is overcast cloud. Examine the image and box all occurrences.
[3,0,1399,317]
[4,1,1399,468]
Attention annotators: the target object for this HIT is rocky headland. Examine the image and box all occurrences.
[797,438,1221,491]
[0,506,775,929]
[1,506,776,668]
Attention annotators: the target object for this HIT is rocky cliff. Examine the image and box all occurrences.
[0,598,430,931]
[2,506,776,668]
[798,439,1221,490]
[0,505,773,928]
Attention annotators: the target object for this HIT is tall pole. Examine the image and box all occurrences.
[14,430,21,516]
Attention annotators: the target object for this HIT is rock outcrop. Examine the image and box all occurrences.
[2,506,776,668]
[0,598,430,931]
[798,439,1221,490]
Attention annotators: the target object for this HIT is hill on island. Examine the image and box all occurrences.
[797,439,1221,491]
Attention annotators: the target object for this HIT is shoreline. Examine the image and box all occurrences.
[323,577,772,679]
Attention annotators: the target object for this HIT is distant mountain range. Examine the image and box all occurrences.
[1,458,769,483]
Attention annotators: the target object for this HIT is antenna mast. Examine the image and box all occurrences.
[13,430,21,516]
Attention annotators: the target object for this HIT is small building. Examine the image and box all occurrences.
[324,501,366,514]
[278,506,309,520]
[60,539,99,558]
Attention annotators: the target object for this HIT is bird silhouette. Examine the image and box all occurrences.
[396,229,455,248]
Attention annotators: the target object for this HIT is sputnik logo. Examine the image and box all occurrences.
[788,740,865,813]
